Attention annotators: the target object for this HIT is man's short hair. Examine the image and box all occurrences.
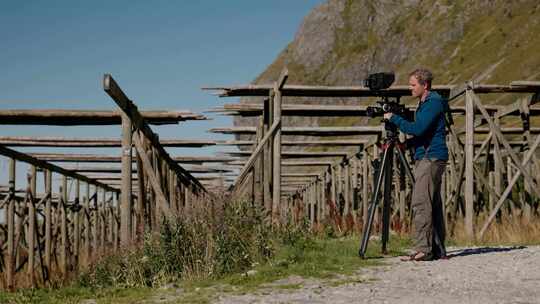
[409,68,433,89]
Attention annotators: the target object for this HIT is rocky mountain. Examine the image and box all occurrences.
[258,0,540,86]
[235,0,540,150]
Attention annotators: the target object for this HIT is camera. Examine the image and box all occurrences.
[363,72,410,119]
[366,100,408,118]
[363,72,395,91]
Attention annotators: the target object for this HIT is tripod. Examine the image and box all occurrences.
[358,121,446,259]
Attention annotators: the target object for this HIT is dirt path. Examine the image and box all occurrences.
[215,246,540,304]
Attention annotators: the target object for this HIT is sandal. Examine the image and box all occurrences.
[400,251,433,262]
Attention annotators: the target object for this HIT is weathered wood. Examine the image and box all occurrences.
[464,86,475,238]
[135,148,146,241]
[254,116,263,205]
[479,134,540,238]
[210,126,384,135]
[203,84,453,97]
[362,153,369,223]
[216,139,374,146]
[330,165,336,211]
[0,109,205,125]
[212,125,540,135]
[263,96,272,214]
[0,146,118,192]
[233,120,280,193]
[84,182,91,265]
[100,189,107,251]
[343,163,350,216]
[0,136,217,147]
[60,177,68,277]
[214,102,519,117]
[73,179,80,271]
[520,98,532,222]
[103,74,205,191]
[226,151,349,158]
[6,158,16,289]
[472,91,540,197]
[120,112,133,247]
[272,68,287,224]
[27,165,37,287]
[44,170,52,274]
[132,132,171,215]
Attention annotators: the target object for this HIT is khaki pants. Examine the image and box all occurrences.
[411,159,446,253]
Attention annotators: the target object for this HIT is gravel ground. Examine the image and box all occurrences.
[215,246,540,304]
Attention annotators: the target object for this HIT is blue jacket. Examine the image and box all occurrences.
[389,91,448,161]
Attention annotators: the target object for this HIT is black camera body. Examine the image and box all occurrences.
[366,101,407,118]
[363,72,411,120]
[363,72,395,91]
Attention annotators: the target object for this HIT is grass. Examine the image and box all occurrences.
[0,286,156,304]
[0,234,411,304]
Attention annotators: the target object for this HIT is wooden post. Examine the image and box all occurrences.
[114,193,120,251]
[343,162,350,216]
[336,163,342,215]
[488,172,495,212]
[44,170,52,274]
[120,112,132,246]
[302,188,308,221]
[263,96,272,215]
[254,116,264,205]
[61,176,68,277]
[322,172,327,220]
[101,189,106,251]
[6,158,16,289]
[84,182,91,265]
[310,185,315,227]
[136,148,146,241]
[74,179,80,271]
[362,153,369,223]
[330,166,336,209]
[28,165,37,287]
[92,185,99,258]
[520,98,532,222]
[352,158,358,216]
[272,68,288,224]
[464,84,475,238]
[109,192,114,244]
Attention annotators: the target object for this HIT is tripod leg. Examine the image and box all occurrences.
[395,147,414,184]
[359,144,392,258]
[381,146,394,254]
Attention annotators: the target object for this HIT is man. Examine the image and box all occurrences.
[383,68,448,261]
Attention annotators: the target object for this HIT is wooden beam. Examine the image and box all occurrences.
[232,119,280,193]
[103,74,206,191]
[28,153,238,164]
[215,139,373,146]
[0,146,118,192]
[0,109,205,125]
[0,136,218,147]
[211,126,540,135]
[213,102,515,117]
[203,84,453,97]
[225,151,349,158]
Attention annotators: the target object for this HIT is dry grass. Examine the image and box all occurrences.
[451,214,540,246]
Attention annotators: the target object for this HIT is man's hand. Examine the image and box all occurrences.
[383,112,393,120]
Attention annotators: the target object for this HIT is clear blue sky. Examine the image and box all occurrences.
[0,0,323,150]
[0,0,324,189]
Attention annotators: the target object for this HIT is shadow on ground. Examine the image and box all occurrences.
[446,246,526,259]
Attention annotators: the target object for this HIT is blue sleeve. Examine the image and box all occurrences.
[389,98,443,136]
